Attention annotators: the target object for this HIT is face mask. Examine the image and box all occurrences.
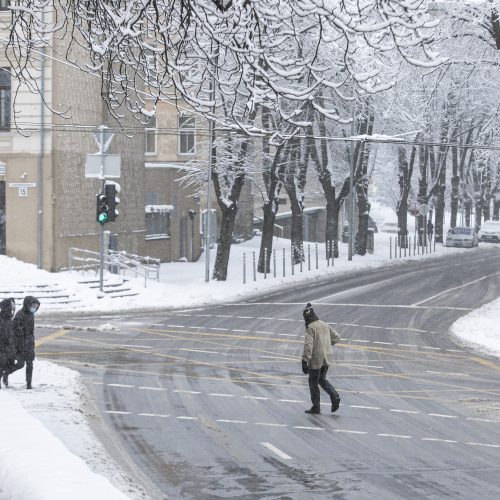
[30,305,38,314]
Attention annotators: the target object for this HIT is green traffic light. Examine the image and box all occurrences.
[99,213,108,223]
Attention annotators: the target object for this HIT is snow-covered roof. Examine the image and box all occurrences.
[145,204,174,214]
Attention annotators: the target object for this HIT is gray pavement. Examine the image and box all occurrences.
[37,246,500,499]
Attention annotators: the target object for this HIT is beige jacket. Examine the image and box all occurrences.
[302,320,340,369]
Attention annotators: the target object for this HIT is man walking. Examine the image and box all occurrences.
[11,296,40,389]
[301,303,341,414]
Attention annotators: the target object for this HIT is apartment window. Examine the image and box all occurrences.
[0,68,10,130]
[178,115,196,155]
[145,116,157,155]
[145,193,172,240]
[0,1,9,11]
[144,50,158,84]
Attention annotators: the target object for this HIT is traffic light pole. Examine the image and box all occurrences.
[99,125,105,293]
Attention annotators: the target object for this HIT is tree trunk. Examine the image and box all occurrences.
[258,143,287,273]
[434,184,446,243]
[474,199,482,231]
[465,200,472,227]
[284,137,306,264]
[450,145,459,229]
[259,201,276,273]
[324,190,338,258]
[290,208,304,263]
[355,188,369,256]
[417,145,428,245]
[212,204,238,281]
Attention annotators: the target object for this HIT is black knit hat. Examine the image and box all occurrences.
[303,303,319,325]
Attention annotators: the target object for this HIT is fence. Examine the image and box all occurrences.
[242,241,336,284]
[67,247,160,287]
[388,234,436,260]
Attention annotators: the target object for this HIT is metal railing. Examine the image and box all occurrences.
[67,247,160,287]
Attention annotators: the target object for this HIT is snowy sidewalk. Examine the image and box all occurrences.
[0,362,146,500]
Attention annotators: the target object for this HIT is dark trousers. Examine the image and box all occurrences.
[9,358,33,384]
[308,365,339,410]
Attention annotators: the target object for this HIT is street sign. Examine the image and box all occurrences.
[9,182,36,188]
[419,204,429,216]
[92,125,115,153]
[408,202,420,216]
[85,154,121,178]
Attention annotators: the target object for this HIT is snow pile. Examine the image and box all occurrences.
[450,297,500,359]
[0,392,130,500]
[0,361,145,500]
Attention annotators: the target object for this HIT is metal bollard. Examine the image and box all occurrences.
[283,248,286,277]
[308,244,311,271]
[399,236,401,258]
[326,241,330,267]
[394,236,397,258]
[300,246,303,272]
[390,236,392,259]
[291,247,295,275]
[253,251,256,281]
[243,253,246,284]
[404,236,407,257]
[315,242,318,269]
[273,248,276,278]
[264,247,267,279]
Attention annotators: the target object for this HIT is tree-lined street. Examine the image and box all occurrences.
[36,247,500,499]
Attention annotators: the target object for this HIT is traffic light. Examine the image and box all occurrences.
[96,193,109,224]
[104,181,120,222]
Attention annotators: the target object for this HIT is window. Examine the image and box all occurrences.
[145,193,172,240]
[144,50,158,85]
[145,116,157,155]
[0,68,10,130]
[0,1,9,11]
[178,115,196,155]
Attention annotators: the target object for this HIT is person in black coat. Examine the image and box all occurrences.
[0,297,16,389]
[11,296,40,389]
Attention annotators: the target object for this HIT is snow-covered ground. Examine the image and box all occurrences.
[0,361,147,500]
[451,297,500,359]
[1,213,500,499]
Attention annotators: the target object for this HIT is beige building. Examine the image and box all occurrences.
[0,7,206,271]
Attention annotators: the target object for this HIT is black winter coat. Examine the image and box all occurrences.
[13,296,40,362]
[0,298,16,367]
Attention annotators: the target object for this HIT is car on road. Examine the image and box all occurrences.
[380,222,399,233]
[478,220,500,243]
[445,227,479,248]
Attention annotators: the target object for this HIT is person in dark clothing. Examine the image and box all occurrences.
[0,298,16,389]
[301,303,341,414]
[10,296,40,389]
[427,219,434,241]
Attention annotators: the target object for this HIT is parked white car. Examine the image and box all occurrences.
[445,227,478,248]
[380,222,399,233]
[478,220,500,243]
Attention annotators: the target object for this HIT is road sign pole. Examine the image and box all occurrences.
[99,126,105,293]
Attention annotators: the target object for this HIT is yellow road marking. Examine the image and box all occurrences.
[35,329,70,348]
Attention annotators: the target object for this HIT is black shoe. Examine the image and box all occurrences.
[331,397,340,413]
[27,382,32,390]
[305,407,320,414]
[2,374,8,388]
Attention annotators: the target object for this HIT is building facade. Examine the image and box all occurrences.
[0,7,206,271]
